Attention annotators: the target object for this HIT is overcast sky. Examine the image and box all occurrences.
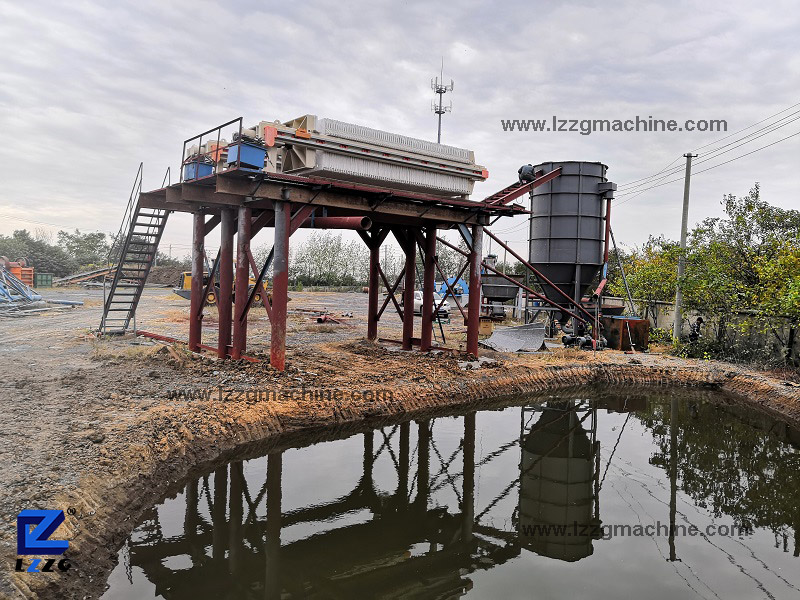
[0,0,798,260]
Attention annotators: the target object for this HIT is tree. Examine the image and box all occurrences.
[606,184,800,364]
[608,235,679,316]
[57,229,110,266]
[0,230,77,276]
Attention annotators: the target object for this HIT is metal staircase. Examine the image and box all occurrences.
[100,164,169,334]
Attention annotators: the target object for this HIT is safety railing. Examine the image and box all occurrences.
[180,117,243,183]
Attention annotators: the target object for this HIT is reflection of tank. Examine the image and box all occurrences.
[528,161,610,324]
[518,404,598,561]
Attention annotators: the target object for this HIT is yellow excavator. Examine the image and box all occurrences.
[173,271,269,306]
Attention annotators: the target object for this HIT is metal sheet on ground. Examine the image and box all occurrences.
[479,323,546,352]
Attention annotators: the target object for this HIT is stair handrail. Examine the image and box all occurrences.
[107,162,143,266]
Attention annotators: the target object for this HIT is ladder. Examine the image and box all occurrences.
[100,164,169,334]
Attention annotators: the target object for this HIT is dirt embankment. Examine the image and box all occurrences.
[2,339,799,600]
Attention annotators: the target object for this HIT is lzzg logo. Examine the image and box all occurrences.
[15,510,72,573]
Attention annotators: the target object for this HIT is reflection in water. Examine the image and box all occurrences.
[518,403,600,561]
[105,391,800,600]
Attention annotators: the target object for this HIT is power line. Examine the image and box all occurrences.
[616,101,800,191]
[0,213,111,234]
[613,128,800,206]
[691,100,800,153]
[617,111,800,194]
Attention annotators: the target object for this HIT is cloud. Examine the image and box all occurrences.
[0,0,797,258]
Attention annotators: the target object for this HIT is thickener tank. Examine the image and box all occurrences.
[528,161,609,319]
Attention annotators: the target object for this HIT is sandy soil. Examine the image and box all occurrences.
[0,288,798,599]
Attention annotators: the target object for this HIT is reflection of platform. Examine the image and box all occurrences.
[480,323,546,352]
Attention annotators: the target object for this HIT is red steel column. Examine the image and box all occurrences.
[367,235,380,341]
[217,209,235,358]
[189,211,205,351]
[231,205,251,359]
[402,230,416,350]
[420,226,436,351]
[270,199,290,370]
[466,224,483,357]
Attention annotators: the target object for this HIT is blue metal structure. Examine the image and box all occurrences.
[0,266,42,303]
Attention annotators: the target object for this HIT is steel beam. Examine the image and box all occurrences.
[204,214,222,236]
[466,224,483,357]
[231,206,252,359]
[271,199,290,370]
[420,226,436,351]
[367,236,380,341]
[189,211,205,351]
[217,209,235,358]
[416,421,430,511]
[463,412,476,542]
[377,264,405,320]
[246,249,271,321]
[216,176,485,225]
[402,229,416,351]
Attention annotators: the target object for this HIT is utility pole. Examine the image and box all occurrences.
[503,241,508,274]
[431,59,453,143]
[673,153,697,340]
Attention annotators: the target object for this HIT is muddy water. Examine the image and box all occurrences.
[102,389,800,599]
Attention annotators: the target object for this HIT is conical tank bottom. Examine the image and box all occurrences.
[531,263,601,312]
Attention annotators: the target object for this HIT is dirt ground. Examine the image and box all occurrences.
[1,287,798,599]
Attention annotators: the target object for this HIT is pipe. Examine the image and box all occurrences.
[594,277,608,297]
[298,216,372,230]
[603,197,612,264]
